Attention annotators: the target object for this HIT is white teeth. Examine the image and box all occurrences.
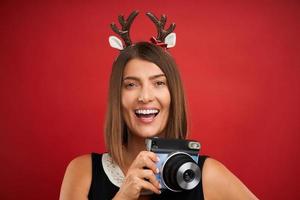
[135,109,159,115]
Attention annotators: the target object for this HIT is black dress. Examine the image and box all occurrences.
[88,153,208,200]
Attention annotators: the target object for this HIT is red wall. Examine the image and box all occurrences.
[1,1,299,199]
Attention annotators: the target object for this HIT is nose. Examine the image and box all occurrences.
[138,85,154,103]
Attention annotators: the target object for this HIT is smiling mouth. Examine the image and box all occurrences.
[134,109,160,119]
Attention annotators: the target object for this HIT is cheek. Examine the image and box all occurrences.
[162,89,171,109]
[121,91,135,114]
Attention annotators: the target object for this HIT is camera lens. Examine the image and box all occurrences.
[162,152,201,192]
[183,169,195,182]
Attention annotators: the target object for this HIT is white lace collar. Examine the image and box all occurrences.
[102,153,153,195]
[101,153,125,187]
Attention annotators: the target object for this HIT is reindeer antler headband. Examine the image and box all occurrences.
[109,11,176,50]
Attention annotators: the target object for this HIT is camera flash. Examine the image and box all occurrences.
[188,142,201,150]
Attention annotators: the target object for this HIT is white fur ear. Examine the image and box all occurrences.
[164,33,176,48]
[109,36,124,50]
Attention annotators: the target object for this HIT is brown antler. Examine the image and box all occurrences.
[146,12,176,42]
[110,10,139,47]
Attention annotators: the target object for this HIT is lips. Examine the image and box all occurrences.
[134,108,160,122]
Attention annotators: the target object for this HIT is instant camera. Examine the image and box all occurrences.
[145,137,201,192]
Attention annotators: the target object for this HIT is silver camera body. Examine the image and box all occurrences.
[145,137,201,192]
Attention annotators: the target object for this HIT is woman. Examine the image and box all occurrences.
[60,12,258,200]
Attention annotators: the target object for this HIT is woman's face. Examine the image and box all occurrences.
[121,58,171,139]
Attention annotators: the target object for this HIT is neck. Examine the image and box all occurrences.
[122,134,147,172]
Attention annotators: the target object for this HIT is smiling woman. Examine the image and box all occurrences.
[106,43,187,169]
[59,11,258,200]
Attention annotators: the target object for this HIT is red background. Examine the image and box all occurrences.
[1,1,299,199]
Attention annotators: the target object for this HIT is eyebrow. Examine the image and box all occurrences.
[123,74,166,81]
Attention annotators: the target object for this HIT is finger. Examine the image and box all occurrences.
[140,178,161,194]
[135,152,159,174]
[142,151,160,162]
[137,169,160,189]
[144,158,159,174]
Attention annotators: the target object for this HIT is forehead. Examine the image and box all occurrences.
[123,58,164,78]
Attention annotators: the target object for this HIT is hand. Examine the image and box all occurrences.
[113,151,161,200]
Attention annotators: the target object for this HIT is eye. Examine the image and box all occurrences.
[124,81,138,89]
[155,80,167,87]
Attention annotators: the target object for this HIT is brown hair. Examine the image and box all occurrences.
[105,42,187,166]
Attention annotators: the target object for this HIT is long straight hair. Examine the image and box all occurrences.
[105,42,187,167]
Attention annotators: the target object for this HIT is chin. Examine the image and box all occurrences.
[142,130,165,138]
[134,128,162,139]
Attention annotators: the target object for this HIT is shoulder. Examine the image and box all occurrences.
[59,154,93,200]
[202,158,258,200]
[65,154,92,178]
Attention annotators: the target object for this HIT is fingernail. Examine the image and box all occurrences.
[158,190,161,194]
[159,183,162,189]
[156,168,159,174]
[156,156,160,162]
